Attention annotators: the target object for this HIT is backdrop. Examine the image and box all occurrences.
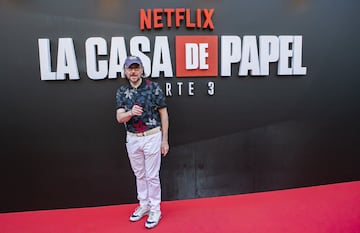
[1,0,360,212]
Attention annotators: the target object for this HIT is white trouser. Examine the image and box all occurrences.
[126,131,162,211]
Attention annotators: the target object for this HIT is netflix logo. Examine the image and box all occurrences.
[140,8,214,30]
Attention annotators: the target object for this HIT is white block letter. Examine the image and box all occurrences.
[278,36,293,75]
[57,38,79,80]
[239,36,260,76]
[292,36,307,75]
[130,36,151,77]
[109,37,127,78]
[259,36,279,76]
[85,37,108,80]
[188,82,194,96]
[152,36,173,78]
[220,36,241,76]
[166,82,172,96]
[199,43,209,70]
[38,38,56,80]
[185,43,198,70]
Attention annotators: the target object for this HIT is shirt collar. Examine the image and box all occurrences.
[127,78,145,90]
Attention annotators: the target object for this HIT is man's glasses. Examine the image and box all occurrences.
[126,67,141,72]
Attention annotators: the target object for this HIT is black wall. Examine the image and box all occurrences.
[1,0,360,212]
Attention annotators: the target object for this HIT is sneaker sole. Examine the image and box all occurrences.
[129,212,149,222]
[145,215,162,229]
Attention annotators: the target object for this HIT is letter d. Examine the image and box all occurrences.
[185,43,198,70]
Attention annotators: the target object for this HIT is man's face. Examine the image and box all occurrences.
[125,64,143,85]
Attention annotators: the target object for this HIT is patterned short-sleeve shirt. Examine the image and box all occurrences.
[116,79,167,133]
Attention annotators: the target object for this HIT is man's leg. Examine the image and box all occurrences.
[126,135,149,208]
[143,132,162,211]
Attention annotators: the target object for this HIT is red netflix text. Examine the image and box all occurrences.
[140,8,214,30]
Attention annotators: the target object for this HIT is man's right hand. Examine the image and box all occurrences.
[131,104,143,116]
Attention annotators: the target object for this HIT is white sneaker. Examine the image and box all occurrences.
[129,206,150,222]
[145,210,162,229]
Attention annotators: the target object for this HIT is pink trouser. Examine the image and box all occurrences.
[126,131,162,211]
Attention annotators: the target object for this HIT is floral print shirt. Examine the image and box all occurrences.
[116,79,167,133]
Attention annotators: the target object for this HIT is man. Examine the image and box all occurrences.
[115,56,169,229]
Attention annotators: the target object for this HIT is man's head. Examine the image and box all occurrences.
[124,56,144,86]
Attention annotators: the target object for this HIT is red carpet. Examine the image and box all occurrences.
[1,181,359,233]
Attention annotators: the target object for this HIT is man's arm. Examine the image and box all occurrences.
[116,108,132,123]
[159,107,169,156]
[116,105,143,123]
